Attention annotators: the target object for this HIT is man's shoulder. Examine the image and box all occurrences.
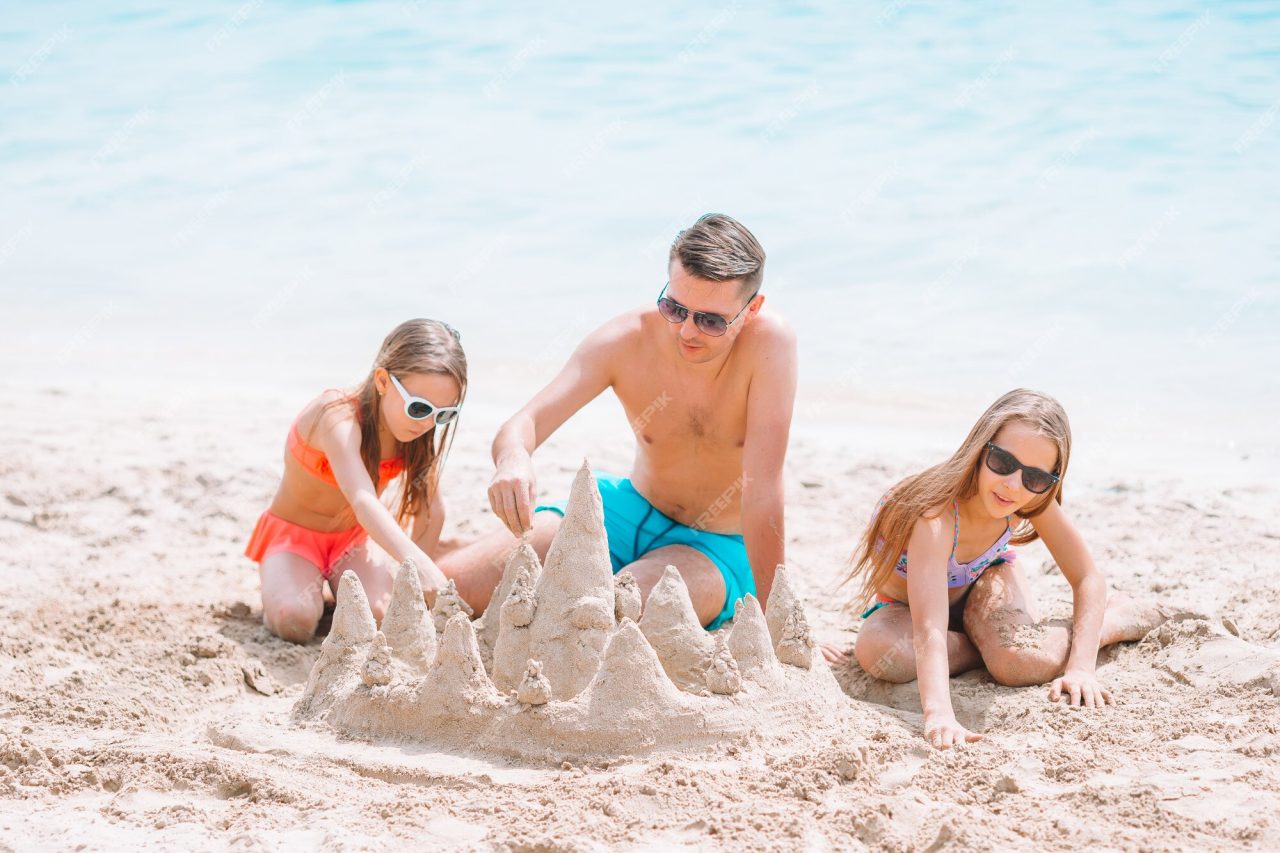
[742,308,797,362]
[581,306,647,353]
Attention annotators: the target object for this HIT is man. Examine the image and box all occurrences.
[440,213,796,629]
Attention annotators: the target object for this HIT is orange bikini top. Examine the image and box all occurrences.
[288,421,405,489]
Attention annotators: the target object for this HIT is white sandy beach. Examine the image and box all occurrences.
[2,371,1277,851]
[5,1,1280,848]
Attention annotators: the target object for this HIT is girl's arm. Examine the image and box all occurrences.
[1032,499,1110,707]
[319,413,448,594]
[906,515,982,749]
[412,488,447,560]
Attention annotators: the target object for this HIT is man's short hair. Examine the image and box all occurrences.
[669,213,765,295]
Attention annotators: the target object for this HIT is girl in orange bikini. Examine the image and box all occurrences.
[827,389,1165,750]
[245,318,466,643]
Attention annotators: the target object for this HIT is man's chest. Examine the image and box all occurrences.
[614,363,749,449]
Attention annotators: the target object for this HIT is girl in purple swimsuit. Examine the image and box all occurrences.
[829,389,1165,751]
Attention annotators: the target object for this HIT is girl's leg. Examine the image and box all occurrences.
[962,561,1164,687]
[854,603,983,683]
[330,540,397,624]
[961,561,1059,686]
[259,552,326,643]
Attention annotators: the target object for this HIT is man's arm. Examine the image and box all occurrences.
[488,321,621,535]
[740,318,797,610]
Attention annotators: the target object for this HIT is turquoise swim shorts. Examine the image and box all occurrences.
[535,471,754,630]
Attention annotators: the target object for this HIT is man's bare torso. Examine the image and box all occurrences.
[611,308,770,534]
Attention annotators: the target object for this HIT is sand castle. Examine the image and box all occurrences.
[294,464,852,763]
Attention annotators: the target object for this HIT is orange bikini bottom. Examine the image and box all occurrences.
[244,510,367,580]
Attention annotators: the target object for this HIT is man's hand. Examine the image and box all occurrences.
[489,453,537,536]
[1049,669,1114,708]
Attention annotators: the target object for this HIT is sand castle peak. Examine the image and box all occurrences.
[614,570,642,622]
[765,563,799,648]
[727,594,781,683]
[476,543,541,671]
[431,578,474,636]
[523,460,616,700]
[360,632,393,687]
[639,565,715,691]
[516,659,552,705]
[706,632,743,695]
[776,601,815,669]
[380,560,436,676]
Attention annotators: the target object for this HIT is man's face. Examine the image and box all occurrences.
[663,259,760,364]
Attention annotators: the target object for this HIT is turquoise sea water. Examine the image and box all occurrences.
[2,2,1277,467]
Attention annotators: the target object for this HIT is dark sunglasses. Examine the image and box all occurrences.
[985,442,1059,494]
[656,282,758,337]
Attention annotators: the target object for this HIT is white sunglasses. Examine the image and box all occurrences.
[388,374,461,425]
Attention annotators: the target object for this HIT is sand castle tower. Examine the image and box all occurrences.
[727,594,783,685]
[294,571,377,719]
[475,543,541,673]
[765,563,800,648]
[639,566,715,691]
[516,463,617,700]
[379,559,437,678]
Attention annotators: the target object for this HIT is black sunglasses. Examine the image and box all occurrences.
[656,282,758,337]
[985,442,1059,494]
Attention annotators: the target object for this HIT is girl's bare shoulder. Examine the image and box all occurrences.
[296,388,359,445]
[910,502,955,547]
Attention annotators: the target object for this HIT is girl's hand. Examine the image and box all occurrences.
[1049,670,1114,708]
[924,715,983,751]
[402,554,447,606]
[819,641,849,666]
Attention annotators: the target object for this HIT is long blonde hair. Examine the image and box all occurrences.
[317,319,467,527]
[842,389,1071,610]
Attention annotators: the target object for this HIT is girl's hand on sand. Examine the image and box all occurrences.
[819,641,849,665]
[924,715,983,751]
[489,456,537,536]
[405,552,447,605]
[1049,670,1114,708]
